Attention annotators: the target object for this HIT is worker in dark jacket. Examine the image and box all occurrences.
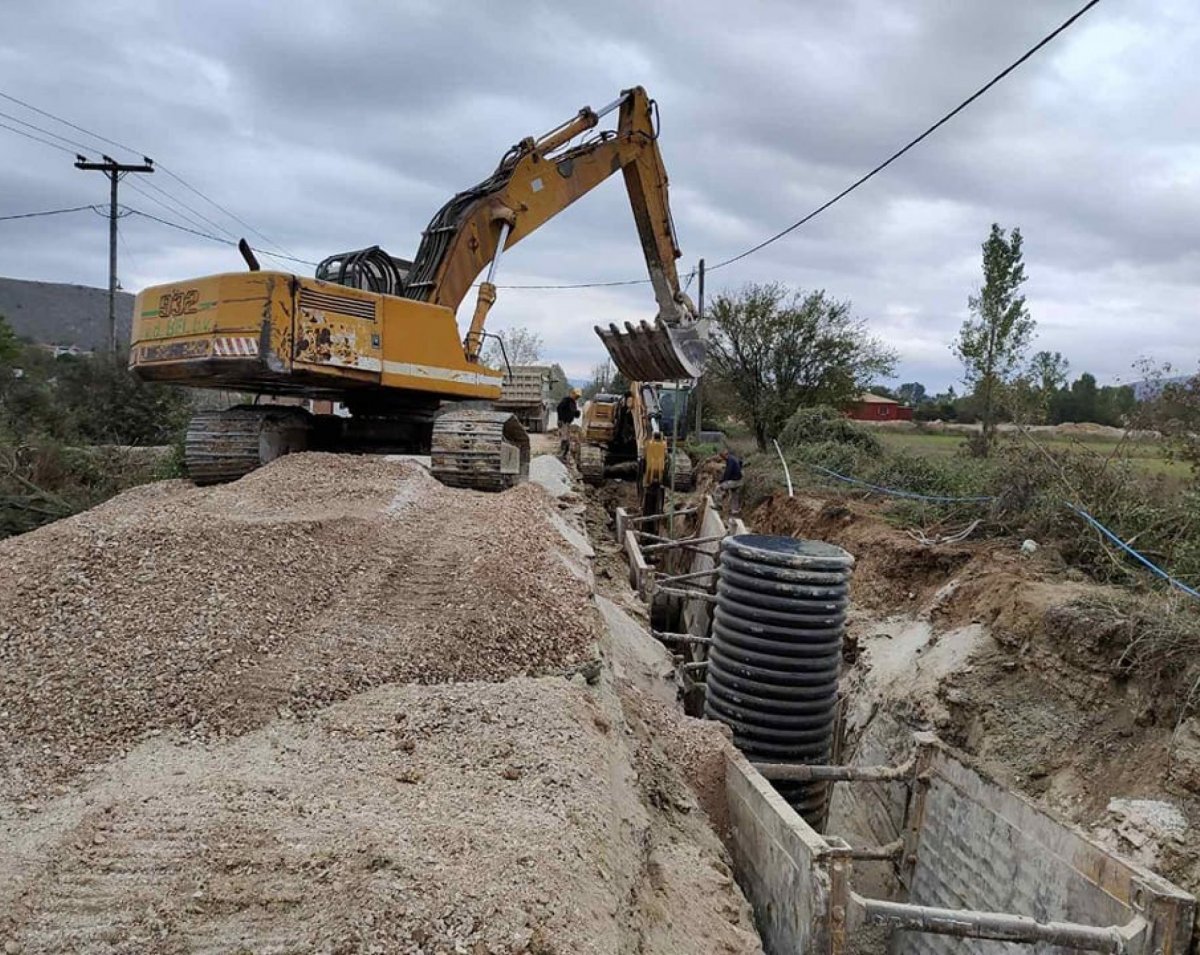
[556,388,582,461]
[716,449,743,518]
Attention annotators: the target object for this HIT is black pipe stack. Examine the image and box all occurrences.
[704,534,853,824]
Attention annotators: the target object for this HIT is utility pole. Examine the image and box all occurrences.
[75,154,154,353]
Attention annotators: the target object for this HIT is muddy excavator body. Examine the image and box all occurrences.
[578,382,692,514]
[130,87,702,489]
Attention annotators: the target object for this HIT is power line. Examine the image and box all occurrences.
[157,164,295,257]
[0,89,143,157]
[123,177,238,241]
[138,176,239,240]
[115,217,138,286]
[0,88,293,257]
[707,0,1103,272]
[124,206,318,267]
[0,119,77,155]
[481,0,1105,289]
[0,204,98,221]
[0,0,1102,292]
[0,108,97,155]
[495,277,656,290]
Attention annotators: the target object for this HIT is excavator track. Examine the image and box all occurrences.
[578,445,605,486]
[184,407,312,485]
[430,409,529,491]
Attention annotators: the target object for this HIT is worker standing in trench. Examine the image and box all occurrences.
[556,388,583,462]
[716,449,744,519]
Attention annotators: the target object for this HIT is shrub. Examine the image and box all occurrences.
[779,406,882,454]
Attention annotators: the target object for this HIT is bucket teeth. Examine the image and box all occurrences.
[594,319,704,382]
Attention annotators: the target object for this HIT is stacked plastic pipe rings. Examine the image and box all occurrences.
[704,534,854,824]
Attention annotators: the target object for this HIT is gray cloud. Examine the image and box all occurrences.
[2,0,1197,389]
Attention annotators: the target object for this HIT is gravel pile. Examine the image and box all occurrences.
[1,452,764,954]
[2,678,760,954]
[0,454,600,801]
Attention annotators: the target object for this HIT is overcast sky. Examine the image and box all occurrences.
[1,0,1196,390]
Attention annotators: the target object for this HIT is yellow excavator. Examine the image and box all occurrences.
[579,382,692,515]
[129,87,702,490]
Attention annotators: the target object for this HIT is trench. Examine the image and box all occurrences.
[582,478,1200,955]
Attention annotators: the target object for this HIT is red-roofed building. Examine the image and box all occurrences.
[845,393,913,422]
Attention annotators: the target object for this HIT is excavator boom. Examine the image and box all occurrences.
[399,86,702,381]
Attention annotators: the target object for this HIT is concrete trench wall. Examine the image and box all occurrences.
[894,736,1194,955]
[722,737,1195,955]
[725,749,836,955]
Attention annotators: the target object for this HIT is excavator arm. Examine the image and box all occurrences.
[402,87,702,380]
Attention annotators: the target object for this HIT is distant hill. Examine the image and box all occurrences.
[0,277,134,350]
[1132,374,1192,401]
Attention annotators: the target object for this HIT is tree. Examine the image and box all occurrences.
[581,361,627,400]
[546,363,570,401]
[896,382,927,406]
[1028,350,1069,395]
[1068,372,1099,424]
[1132,362,1200,477]
[482,325,543,370]
[1095,384,1135,427]
[708,283,896,450]
[953,224,1034,455]
[0,313,18,365]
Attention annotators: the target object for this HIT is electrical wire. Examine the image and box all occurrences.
[487,0,1105,289]
[124,206,318,267]
[707,0,1102,273]
[115,216,139,287]
[0,119,78,155]
[0,108,96,155]
[156,165,295,257]
[0,90,142,156]
[138,177,240,240]
[495,277,657,290]
[0,0,1102,291]
[123,177,237,241]
[0,88,294,257]
[0,204,98,221]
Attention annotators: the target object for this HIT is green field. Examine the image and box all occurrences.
[874,429,1192,481]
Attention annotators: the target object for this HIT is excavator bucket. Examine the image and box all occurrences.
[594,319,705,382]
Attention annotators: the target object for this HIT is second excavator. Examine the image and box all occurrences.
[128,86,702,490]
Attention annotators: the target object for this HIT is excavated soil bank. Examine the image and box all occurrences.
[750,490,1200,904]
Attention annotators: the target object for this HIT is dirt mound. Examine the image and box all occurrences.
[751,493,979,611]
[0,454,600,803]
[1,678,760,954]
[1,452,765,953]
[1053,421,1127,439]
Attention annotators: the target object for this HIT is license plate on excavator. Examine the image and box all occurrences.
[594,320,705,383]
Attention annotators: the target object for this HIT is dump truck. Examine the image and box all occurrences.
[129,87,703,490]
[494,364,557,433]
